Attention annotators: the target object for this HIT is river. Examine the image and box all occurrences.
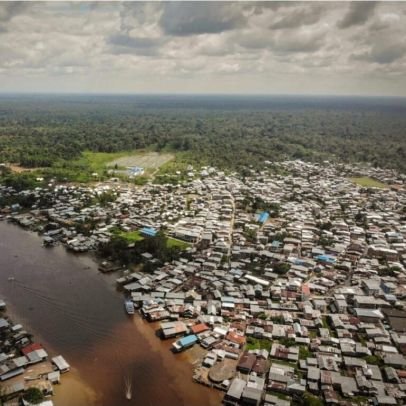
[0,221,222,406]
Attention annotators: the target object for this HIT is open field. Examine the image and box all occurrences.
[5,164,42,173]
[167,237,191,250]
[81,151,129,172]
[107,152,174,170]
[118,230,144,243]
[350,176,388,188]
[115,229,190,250]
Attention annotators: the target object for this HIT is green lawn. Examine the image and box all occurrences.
[299,345,311,360]
[69,150,173,180]
[114,230,189,249]
[350,176,387,188]
[246,337,272,351]
[79,151,134,173]
[166,237,191,250]
[117,230,144,243]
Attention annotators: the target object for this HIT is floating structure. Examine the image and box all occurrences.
[172,334,198,352]
[51,355,70,373]
[43,236,56,247]
[125,299,135,315]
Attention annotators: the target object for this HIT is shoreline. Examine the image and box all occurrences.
[0,221,222,406]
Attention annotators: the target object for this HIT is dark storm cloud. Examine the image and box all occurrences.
[337,2,377,29]
[159,2,247,36]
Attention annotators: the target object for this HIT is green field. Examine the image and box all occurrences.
[350,176,387,188]
[166,237,191,250]
[107,151,174,171]
[115,229,189,250]
[80,151,132,172]
[118,230,144,243]
[246,337,272,351]
[43,150,176,183]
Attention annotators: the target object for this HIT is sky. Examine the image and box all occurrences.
[0,1,406,96]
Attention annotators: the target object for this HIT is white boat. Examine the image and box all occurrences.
[52,355,70,373]
[125,300,135,315]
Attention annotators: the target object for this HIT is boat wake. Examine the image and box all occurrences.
[124,374,132,400]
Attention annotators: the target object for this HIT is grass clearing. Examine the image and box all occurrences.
[108,151,174,171]
[166,237,191,250]
[118,230,144,243]
[80,151,132,173]
[52,150,175,183]
[246,337,272,351]
[350,176,387,188]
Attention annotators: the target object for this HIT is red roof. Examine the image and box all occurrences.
[396,369,406,378]
[22,343,43,355]
[190,323,209,334]
[225,332,246,346]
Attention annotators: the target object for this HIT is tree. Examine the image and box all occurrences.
[273,262,291,275]
[303,393,324,406]
[23,387,45,404]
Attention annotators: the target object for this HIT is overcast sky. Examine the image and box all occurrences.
[0,1,405,96]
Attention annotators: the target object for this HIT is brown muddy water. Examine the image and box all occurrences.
[0,222,222,406]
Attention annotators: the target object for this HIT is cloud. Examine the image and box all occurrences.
[337,2,377,29]
[270,6,323,30]
[353,40,406,64]
[0,1,406,96]
[107,34,165,56]
[159,2,247,36]
[0,2,29,22]
[237,26,327,55]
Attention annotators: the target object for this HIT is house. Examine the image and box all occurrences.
[224,378,246,405]
[237,352,257,374]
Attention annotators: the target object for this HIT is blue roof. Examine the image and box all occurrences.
[179,335,198,347]
[257,211,269,224]
[141,227,157,237]
[315,254,336,263]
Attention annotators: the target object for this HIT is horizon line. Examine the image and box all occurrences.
[0,91,405,99]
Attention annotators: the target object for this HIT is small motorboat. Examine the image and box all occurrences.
[125,299,135,315]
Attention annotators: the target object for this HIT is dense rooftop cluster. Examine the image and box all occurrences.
[0,301,70,405]
[1,160,406,406]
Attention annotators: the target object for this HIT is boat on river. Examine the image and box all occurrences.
[124,300,135,315]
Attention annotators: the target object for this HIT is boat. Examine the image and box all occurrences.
[42,236,56,247]
[125,300,135,315]
[172,334,198,352]
[52,355,70,373]
[124,375,132,400]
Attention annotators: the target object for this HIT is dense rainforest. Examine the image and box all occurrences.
[0,94,405,174]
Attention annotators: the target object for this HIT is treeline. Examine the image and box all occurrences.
[1,95,406,172]
[98,231,184,269]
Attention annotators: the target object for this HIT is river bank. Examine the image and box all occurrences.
[0,221,221,406]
